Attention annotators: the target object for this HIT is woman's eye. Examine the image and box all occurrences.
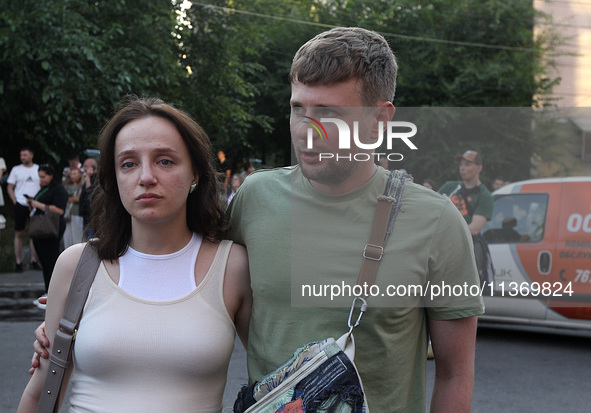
[121,161,134,169]
[159,159,174,166]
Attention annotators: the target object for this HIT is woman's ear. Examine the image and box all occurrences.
[189,173,199,194]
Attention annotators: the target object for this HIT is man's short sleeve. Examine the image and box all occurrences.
[6,167,17,185]
[474,186,494,221]
[438,181,456,196]
[426,198,485,320]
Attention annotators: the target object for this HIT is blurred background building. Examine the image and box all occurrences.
[534,0,591,176]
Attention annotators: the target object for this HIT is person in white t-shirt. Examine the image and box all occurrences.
[6,147,41,272]
[0,156,6,206]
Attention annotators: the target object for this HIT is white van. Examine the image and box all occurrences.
[480,177,591,331]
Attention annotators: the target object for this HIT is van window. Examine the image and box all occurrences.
[482,194,549,244]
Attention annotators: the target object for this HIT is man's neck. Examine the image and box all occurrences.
[462,178,481,189]
[309,163,377,195]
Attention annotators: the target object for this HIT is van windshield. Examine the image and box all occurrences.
[482,194,549,244]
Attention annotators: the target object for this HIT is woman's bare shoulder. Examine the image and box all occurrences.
[49,243,92,291]
[226,242,248,270]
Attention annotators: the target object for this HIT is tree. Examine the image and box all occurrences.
[211,0,564,181]
[181,1,320,168]
[0,0,565,182]
[0,0,184,168]
[181,1,273,169]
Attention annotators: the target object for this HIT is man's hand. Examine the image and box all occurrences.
[29,320,49,375]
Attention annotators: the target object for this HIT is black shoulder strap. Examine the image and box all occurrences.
[458,184,481,217]
[38,243,101,413]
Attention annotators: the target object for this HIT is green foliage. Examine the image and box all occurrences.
[208,0,566,181]
[0,0,184,166]
[180,1,274,167]
[0,0,567,182]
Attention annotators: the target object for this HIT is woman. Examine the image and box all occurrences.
[62,166,84,248]
[26,164,68,293]
[18,97,252,413]
[226,173,243,206]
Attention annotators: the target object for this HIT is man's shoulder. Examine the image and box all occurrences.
[478,183,493,197]
[241,165,296,187]
[10,164,25,172]
[404,181,452,210]
[7,164,24,180]
[437,180,460,195]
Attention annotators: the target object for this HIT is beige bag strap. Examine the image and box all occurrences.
[357,169,410,289]
[346,170,411,362]
[37,243,100,413]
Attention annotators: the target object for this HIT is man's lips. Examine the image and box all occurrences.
[298,150,323,163]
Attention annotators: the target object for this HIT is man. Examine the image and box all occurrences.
[32,28,483,412]
[438,150,494,237]
[6,147,41,272]
[227,28,483,412]
[439,151,495,289]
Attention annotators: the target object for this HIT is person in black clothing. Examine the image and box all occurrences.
[26,164,68,292]
[216,150,231,191]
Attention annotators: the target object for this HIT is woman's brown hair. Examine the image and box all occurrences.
[90,96,225,260]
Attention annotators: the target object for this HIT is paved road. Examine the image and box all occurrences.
[469,323,591,413]
[4,320,591,412]
[2,269,591,412]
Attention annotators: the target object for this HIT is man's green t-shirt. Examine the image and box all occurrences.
[438,180,494,226]
[227,166,484,412]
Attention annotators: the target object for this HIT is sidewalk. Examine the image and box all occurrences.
[0,268,46,321]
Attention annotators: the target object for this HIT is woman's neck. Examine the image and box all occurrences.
[129,221,193,255]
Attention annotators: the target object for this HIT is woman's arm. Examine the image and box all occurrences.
[27,198,65,215]
[223,243,252,349]
[17,244,86,412]
[69,186,83,203]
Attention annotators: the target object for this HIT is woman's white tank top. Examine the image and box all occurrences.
[69,239,236,413]
[118,233,202,301]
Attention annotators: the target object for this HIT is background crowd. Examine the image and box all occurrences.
[0,147,259,286]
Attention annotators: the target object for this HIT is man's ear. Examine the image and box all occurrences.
[370,102,395,141]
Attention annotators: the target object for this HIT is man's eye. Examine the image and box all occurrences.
[292,106,304,116]
[319,109,338,117]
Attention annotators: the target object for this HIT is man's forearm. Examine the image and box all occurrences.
[430,374,474,413]
[7,185,16,204]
